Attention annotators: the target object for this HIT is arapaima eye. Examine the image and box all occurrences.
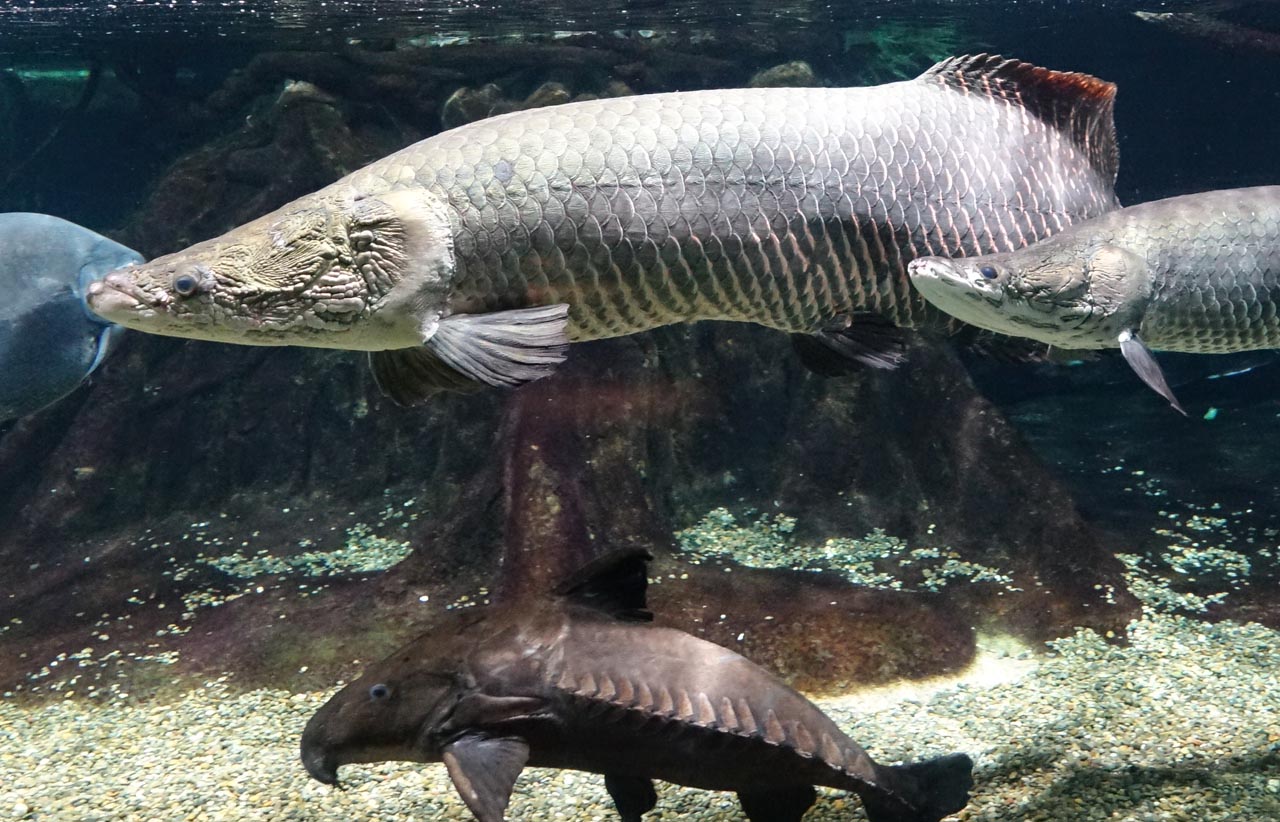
[369,683,391,701]
[979,265,999,280]
[173,273,200,296]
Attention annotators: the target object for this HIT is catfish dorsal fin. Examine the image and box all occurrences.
[921,53,1118,183]
[553,548,654,622]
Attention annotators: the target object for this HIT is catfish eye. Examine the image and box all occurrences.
[369,683,391,701]
[979,265,999,280]
[172,273,200,296]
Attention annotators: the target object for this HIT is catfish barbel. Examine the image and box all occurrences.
[908,186,1280,414]
[87,54,1120,404]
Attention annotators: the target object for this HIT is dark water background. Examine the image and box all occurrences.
[5,1,1280,221]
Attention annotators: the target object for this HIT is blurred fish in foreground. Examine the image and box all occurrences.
[1135,11,1280,56]
[0,213,143,421]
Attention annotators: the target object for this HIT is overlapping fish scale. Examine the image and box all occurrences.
[373,74,1117,341]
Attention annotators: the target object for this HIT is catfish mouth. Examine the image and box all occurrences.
[301,746,341,787]
[300,731,427,789]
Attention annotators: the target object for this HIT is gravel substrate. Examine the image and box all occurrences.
[2,599,1278,821]
[4,484,1278,821]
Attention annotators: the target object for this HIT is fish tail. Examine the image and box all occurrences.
[858,753,974,822]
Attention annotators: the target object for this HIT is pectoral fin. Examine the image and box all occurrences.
[88,323,124,375]
[369,304,571,405]
[738,784,817,822]
[1118,330,1186,416]
[369,347,481,404]
[428,304,570,386]
[791,313,908,376]
[441,735,530,822]
[604,774,658,822]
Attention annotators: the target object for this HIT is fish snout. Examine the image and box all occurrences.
[909,257,1005,299]
[908,257,981,296]
[906,257,955,284]
[85,270,167,321]
[300,740,341,787]
[907,257,976,288]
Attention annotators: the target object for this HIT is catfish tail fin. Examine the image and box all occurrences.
[859,753,974,822]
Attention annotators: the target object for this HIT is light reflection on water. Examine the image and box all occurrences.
[0,0,1220,58]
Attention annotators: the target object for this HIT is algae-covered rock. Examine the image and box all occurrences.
[440,82,507,129]
[748,60,818,87]
[441,80,576,129]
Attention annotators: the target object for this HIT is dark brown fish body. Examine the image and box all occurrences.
[90,55,1118,404]
[301,551,973,822]
[491,611,874,791]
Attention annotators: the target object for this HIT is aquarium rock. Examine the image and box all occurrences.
[748,60,818,87]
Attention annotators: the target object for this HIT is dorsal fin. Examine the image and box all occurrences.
[921,53,1118,183]
[553,547,653,622]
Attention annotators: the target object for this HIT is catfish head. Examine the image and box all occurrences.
[908,237,1153,349]
[300,612,485,787]
[86,187,455,352]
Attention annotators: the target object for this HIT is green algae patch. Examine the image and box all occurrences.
[201,523,413,579]
[677,507,1019,594]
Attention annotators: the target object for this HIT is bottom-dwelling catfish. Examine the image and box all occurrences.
[300,550,973,822]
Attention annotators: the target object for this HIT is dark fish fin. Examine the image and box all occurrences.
[441,735,530,822]
[954,328,1098,365]
[737,784,817,822]
[922,54,1118,183]
[449,693,547,728]
[425,304,571,388]
[792,313,908,375]
[604,774,658,822]
[369,347,482,405]
[1119,330,1187,415]
[861,753,974,822]
[552,547,654,622]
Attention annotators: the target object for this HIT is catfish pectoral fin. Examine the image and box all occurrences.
[1118,330,1187,416]
[737,784,817,822]
[791,313,908,376]
[441,735,530,822]
[426,304,571,388]
[604,774,658,822]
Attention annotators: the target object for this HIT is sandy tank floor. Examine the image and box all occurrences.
[2,580,1278,821]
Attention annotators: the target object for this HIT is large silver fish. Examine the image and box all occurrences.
[87,55,1120,404]
[0,213,143,421]
[908,186,1280,414]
